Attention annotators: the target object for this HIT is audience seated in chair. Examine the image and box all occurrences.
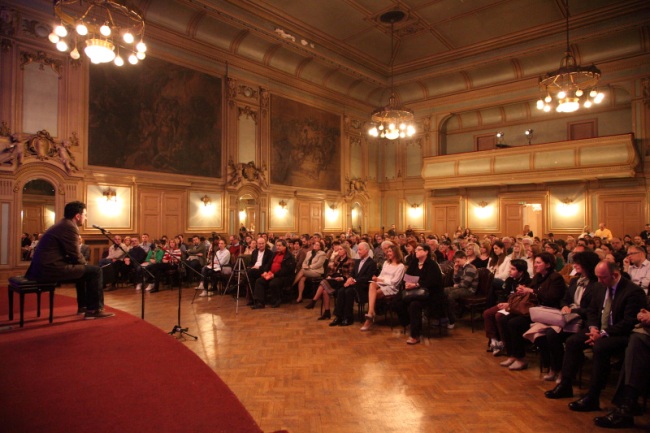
[483,259,531,356]
[545,260,646,413]
[444,250,479,328]
[360,242,405,331]
[251,239,295,309]
[293,239,327,303]
[329,242,377,327]
[305,242,355,321]
[396,243,444,344]
[146,239,181,293]
[197,238,231,297]
[186,235,208,282]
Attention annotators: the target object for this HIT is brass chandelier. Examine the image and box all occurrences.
[368,10,415,140]
[49,0,147,66]
[536,0,603,113]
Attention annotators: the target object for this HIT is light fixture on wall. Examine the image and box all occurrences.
[329,203,338,210]
[411,203,420,209]
[495,132,509,148]
[201,194,211,207]
[525,129,534,145]
[536,0,603,113]
[560,197,573,205]
[279,200,287,209]
[49,0,147,66]
[367,10,415,140]
[102,187,116,202]
[477,200,488,208]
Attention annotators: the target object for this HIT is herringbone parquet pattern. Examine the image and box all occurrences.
[75,285,649,433]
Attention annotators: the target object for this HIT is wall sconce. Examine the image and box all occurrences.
[279,199,287,209]
[201,194,211,206]
[411,203,420,209]
[475,200,492,219]
[558,197,577,216]
[477,200,488,208]
[103,188,117,202]
[560,197,573,205]
[329,203,338,210]
[495,132,509,148]
[525,129,534,145]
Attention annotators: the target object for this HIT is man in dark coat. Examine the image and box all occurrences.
[26,201,113,319]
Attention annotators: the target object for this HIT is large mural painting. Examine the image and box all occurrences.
[270,95,340,190]
[88,57,221,177]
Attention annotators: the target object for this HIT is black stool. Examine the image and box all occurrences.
[8,276,57,328]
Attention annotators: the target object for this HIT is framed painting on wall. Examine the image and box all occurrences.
[88,57,222,178]
[270,95,341,190]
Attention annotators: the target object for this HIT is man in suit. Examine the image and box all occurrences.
[26,201,113,319]
[330,242,377,327]
[251,240,296,309]
[545,260,646,411]
[594,308,650,428]
[246,237,273,303]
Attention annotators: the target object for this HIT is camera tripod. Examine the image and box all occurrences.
[224,255,252,314]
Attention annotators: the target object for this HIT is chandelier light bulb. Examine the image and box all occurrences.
[76,22,88,36]
[584,100,592,108]
[136,51,146,60]
[543,105,551,112]
[123,32,134,44]
[114,55,124,66]
[407,125,415,136]
[136,41,147,52]
[378,124,384,131]
[536,99,544,110]
[56,40,68,51]
[594,92,605,104]
[544,95,552,103]
[557,90,566,99]
[388,123,395,130]
[48,32,60,43]
[575,89,583,97]
[128,53,138,64]
[589,89,597,98]
[54,24,67,37]
[70,47,80,60]
[100,24,111,37]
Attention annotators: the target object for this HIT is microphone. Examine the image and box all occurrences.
[92,224,110,234]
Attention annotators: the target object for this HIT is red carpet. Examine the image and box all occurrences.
[0,287,265,433]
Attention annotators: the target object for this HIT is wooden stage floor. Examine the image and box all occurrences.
[62,284,649,433]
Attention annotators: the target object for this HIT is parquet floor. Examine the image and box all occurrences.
[62,284,649,433]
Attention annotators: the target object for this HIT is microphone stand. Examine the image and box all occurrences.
[165,250,200,340]
[95,227,154,320]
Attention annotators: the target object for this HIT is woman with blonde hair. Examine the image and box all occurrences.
[361,242,405,331]
[304,243,354,320]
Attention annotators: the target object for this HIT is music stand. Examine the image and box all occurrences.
[224,256,252,314]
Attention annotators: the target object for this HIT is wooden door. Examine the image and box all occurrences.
[139,190,185,238]
[600,196,644,239]
[503,204,524,238]
[22,204,43,236]
[298,202,322,234]
[432,204,459,236]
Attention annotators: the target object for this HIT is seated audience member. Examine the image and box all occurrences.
[624,245,650,294]
[594,307,650,428]
[361,243,406,331]
[247,237,273,283]
[21,232,32,260]
[545,261,646,413]
[79,235,91,262]
[146,238,182,293]
[402,239,417,267]
[243,238,256,255]
[499,252,566,371]
[228,235,242,261]
[293,239,327,303]
[197,238,231,297]
[329,242,377,327]
[483,259,531,356]
[464,242,484,269]
[473,241,491,269]
[488,240,512,306]
[140,239,164,291]
[99,234,127,290]
[444,250,479,328]
[124,237,147,288]
[305,243,355,320]
[186,235,208,277]
[251,240,296,309]
[544,242,565,272]
[532,251,602,381]
[397,244,444,344]
[139,233,152,253]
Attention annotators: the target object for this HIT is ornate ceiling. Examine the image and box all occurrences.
[19,0,650,110]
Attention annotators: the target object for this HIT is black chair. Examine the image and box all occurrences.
[458,267,493,332]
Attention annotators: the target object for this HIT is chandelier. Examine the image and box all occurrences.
[536,0,603,113]
[48,0,147,66]
[368,11,415,140]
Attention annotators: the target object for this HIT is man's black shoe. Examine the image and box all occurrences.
[251,303,265,310]
[594,408,634,429]
[340,318,352,326]
[545,382,573,399]
[569,395,601,412]
[329,318,341,327]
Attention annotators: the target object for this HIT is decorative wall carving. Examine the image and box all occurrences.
[345,175,369,200]
[227,160,268,189]
[20,50,62,78]
[0,6,17,51]
[238,106,257,123]
[260,87,269,116]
